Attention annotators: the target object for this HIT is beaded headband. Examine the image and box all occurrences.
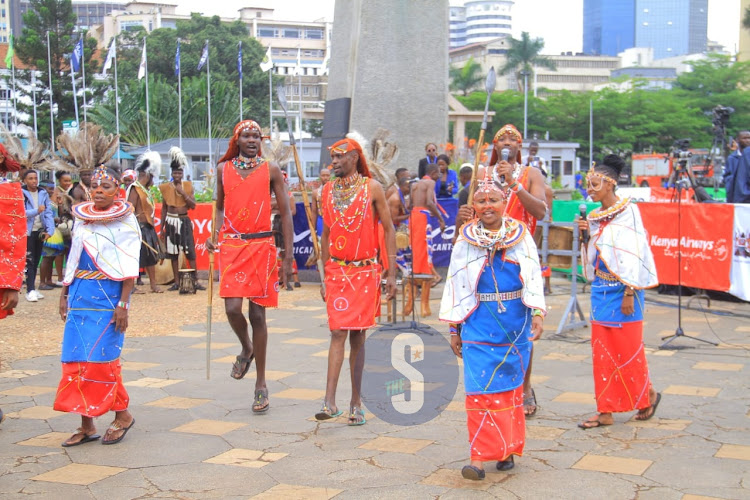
[92,165,117,187]
[233,120,262,139]
[475,168,509,201]
[493,124,523,144]
[586,170,617,190]
[328,138,371,177]
[121,169,137,182]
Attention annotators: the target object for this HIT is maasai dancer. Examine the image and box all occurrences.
[54,165,140,446]
[0,145,25,423]
[207,119,293,413]
[460,124,548,417]
[159,147,205,291]
[440,167,545,479]
[314,135,396,425]
[577,154,660,429]
[407,164,445,317]
[127,152,163,293]
[379,175,411,276]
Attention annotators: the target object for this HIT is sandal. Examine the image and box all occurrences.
[230,354,254,380]
[315,402,343,421]
[635,392,662,421]
[578,415,613,430]
[524,388,538,417]
[252,388,270,413]
[347,406,366,426]
[167,283,180,291]
[61,428,101,447]
[496,456,515,471]
[101,418,135,445]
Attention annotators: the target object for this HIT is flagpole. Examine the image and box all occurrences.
[297,48,303,176]
[10,31,18,131]
[238,41,242,122]
[177,39,182,150]
[113,40,121,166]
[206,40,212,169]
[268,66,273,130]
[144,37,150,149]
[32,72,38,137]
[71,69,80,127]
[80,34,87,124]
[46,31,55,151]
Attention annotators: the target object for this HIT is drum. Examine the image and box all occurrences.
[395,226,410,250]
[179,269,197,294]
[546,226,573,269]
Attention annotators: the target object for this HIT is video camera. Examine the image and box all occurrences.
[669,139,692,168]
[712,105,734,128]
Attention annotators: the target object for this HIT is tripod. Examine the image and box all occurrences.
[659,178,718,349]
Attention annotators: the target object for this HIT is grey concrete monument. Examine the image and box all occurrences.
[320,0,449,172]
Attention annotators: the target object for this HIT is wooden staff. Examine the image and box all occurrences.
[205,180,217,380]
[467,66,497,206]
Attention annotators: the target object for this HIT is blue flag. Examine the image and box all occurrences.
[71,38,83,73]
[174,40,181,76]
[197,41,208,71]
[237,41,242,80]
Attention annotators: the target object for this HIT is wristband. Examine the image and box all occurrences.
[532,309,544,317]
[117,301,129,310]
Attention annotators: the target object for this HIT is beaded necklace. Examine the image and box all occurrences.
[463,218,523,250]
[232,154,263,170]
[72,200,134,224]
[332,173,369,233]
[588,196,630,223]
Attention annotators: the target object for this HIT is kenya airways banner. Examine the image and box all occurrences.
[638,202,734,291]
[153,203,214,270]
[729,204,750,301]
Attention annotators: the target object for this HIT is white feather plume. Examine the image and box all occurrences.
[135,150,162,178]
[168,146,188,170]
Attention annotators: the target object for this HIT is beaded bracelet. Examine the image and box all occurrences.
[117,301,129,310]
[532,309,544,317]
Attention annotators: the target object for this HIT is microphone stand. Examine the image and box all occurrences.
[660,177,718,349]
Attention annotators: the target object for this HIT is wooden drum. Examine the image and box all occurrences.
[179,269,197,294]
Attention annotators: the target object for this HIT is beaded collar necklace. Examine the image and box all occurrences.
[332,173,368,232]
[232,154,263,170]
[588,196,630,223]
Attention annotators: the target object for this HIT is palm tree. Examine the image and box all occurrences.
[499,32,556,92]
[449,57,484,96]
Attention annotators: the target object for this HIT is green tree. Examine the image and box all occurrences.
[498,32,556,92]
[449,57,483,96]
[15,0,100,142]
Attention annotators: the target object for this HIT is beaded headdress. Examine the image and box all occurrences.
[92,164,118,187]
[474,166,509,201]
[328,136,371,178]
[587,154,624,190]
[56,123,119,173]
[122,169,137,182]
[218,119,267,163]
[489,123,523,165]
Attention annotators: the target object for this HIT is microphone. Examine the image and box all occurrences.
[579,203,589,243]
[500,148,510,184]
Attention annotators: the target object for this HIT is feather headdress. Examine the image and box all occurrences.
[56,123,119,172]
[263,124,293,167]
[168,146,188,171]
[365,128,398,189]
[134,151,162,178]
[0,124,62,172]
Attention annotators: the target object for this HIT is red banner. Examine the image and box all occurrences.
[639,202,734,291]
[153,203,215,270]
[648,187,695,203]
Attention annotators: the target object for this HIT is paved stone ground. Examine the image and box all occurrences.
[1,280,748,499]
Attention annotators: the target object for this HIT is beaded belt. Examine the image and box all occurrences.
[478,290,523,302]
[75,269,108,280]
[331,257,377,268]
[223,231,273,240]
[595,269,619,282]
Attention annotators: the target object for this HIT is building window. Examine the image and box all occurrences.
[256,12,262,18]
[306,29,324,39]
[564,160,573,176]
[283,29,300,38]
[257,28,276,38]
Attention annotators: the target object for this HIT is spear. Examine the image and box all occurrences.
[276,84,325,289]
[467,66,496,206]
[205,169,217,380]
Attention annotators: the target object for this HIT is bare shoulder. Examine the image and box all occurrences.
[527,166,544,184]
[368,177,385,195]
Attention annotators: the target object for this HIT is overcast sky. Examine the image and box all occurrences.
[174,0,741,55]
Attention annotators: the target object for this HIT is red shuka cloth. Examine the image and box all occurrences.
[410,207,433,275]
[466,386,525,462]
[377,222,390,271]
[591,320,652,413]
[322,179,381,330]
[0,182,26,320]
[54,361,129,417]
[504,167,538,235]
[219,161,278,306]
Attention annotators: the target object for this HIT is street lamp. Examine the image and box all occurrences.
[520,69,531,140]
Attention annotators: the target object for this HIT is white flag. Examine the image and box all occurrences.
[259,46,273,72]
[320,50,330,76]
[197,41,208,71]
[137,40,147,80]
[101,39,116,76]
[291,47,301,76]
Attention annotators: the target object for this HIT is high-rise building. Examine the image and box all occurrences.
[449,0,513,49]
[583,0,708,59]
[635,0,707,59]
[11,0,126,35]
[582,0,635,56]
